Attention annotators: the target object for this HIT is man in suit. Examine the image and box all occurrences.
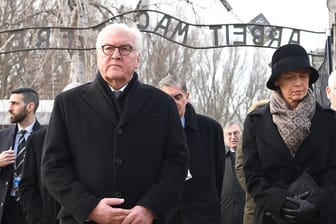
[159,74,224,224]
[0,87,42,224]
[41,23,188,224]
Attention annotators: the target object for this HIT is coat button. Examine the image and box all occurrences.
[0,203,3,207]
[4,181,8,186]
[115,157,123,165]
[115,192,122,197]
[116,128,122,134]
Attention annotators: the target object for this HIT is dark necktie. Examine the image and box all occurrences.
[15,129,27,177]
[114,91,121,98]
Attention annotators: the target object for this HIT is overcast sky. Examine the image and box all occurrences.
[123,1,329,42]
[227,0,329,31]
[120,0,330,52]
[126,0,330,31]
[225,0,330,51]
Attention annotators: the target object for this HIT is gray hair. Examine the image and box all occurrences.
[224,120,242,132]
[158,74,188,92]
[95,23,143,53]
[328,71,336,87]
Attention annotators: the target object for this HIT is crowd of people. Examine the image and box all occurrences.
[0,23,335,224]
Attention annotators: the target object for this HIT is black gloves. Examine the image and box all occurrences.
[281,191,319,223]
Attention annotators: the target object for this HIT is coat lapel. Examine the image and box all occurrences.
[118,82,152,126]
[32,120,42,132]
[253,104,326,167]
[252,105,295,162]
[82,78,118,126]
[81,73,152,127]
[184,103,199,131]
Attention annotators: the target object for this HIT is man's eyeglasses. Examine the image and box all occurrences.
[101,44,135,56]
[225,131,241,137]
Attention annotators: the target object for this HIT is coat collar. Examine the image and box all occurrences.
[250,103,329,166]
[184,103,198,130]
[81,72,152,126]
[249,103,297,162]
[15,120,42,135]
[225,146,236,155]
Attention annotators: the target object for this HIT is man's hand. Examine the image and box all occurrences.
[0,148,15,167]
[88,198,130,224]
[121,205,154,224]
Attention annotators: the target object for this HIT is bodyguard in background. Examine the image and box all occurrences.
[0,87,42,224]
[19,128,59,224]
[159,74,224,224]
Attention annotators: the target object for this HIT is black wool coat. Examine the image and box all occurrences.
[19,128,60,224]
[164,103,224,224]
[243,103,336,224]
[41,73,188,223]
[220,147,245,224]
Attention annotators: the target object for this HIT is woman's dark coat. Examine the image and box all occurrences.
[242,103,336,224]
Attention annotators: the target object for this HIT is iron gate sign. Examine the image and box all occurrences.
[0,9,325,54]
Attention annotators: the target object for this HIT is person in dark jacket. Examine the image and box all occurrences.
[243,44,336,224]
[221,121,245,224]
[0,87,42,224]
[19,128,60,224]
[159,74,224,224]
[19,83,81,224]
[41,23,188,224]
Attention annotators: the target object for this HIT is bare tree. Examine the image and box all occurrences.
[56,0,89,86]
[0,0,271,125]
[243,50,271,114]
[188,47,270,125]
[139,33,195,86]
[0,0,59,98]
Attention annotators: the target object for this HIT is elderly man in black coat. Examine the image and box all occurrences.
[159,74,224,224]
[41,23,188,224]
